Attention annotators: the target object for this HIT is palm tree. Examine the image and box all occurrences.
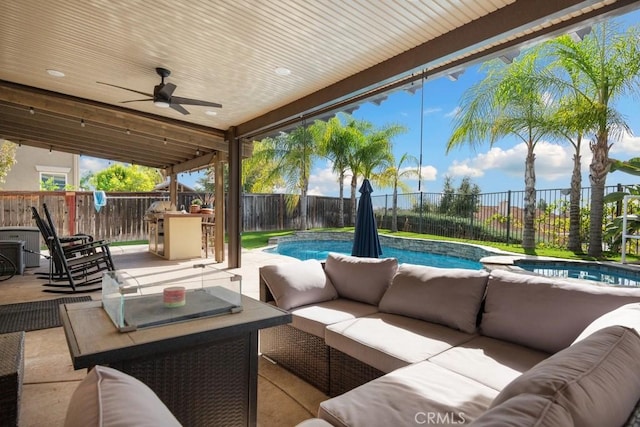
[343,117,407,224]
[376,153,419,232]
[248,124,317,230]
[540,36,596,252]
[447,51,554,250]
[547,23,640,257]
[315,114,357,228]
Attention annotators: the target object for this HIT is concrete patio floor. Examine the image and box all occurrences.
[0,244,326,427]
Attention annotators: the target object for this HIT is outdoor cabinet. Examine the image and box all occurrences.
[148,214,202,260]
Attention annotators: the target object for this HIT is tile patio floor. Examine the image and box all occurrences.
[0,244,326,427]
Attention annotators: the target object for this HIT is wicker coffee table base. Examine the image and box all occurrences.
[0,331,25,427]
[112,333,254,427]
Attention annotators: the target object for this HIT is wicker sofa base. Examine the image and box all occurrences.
[329,347,385,397]
[0,331,25,427]
[260,324,330,394]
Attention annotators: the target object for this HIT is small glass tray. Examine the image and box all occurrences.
[102,265,242,332]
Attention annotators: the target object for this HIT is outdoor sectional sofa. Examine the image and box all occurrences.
[259,253,640,426]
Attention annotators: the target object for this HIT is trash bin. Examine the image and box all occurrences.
[0,240,25,276]
[0,227,40,267]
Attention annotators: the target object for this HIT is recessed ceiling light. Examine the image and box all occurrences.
[205,110,217,116]
[46,69,65,77]
[275,67,291,76]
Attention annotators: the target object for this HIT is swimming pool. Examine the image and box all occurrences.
[266,239,483,270]
[515,260,640,287]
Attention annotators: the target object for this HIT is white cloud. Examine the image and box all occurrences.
[79,156,116,176]
[610,133,640,156]
[417,165,437,181]
[446,141,584,182]
[445,107,460,118]
[423,107,442,115]
[447,160,485,178]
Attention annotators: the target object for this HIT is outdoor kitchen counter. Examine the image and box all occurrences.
[147,213,214,260]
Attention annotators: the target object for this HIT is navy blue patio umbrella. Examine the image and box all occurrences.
[351,178,382,258]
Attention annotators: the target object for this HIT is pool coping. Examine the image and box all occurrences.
[268,231,640,287]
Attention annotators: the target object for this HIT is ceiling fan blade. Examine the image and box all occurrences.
[96,82,153,98]
[121,98,153,103]
[170,103,190,115]
[171,96,222,108]
[158,82,177,99]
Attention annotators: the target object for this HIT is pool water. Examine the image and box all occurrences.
[516,261,640,287]
[266,239,483,270]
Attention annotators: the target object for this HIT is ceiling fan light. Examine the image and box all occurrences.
[153,100,170,108]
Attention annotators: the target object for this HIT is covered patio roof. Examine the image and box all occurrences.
[1,0,638,266]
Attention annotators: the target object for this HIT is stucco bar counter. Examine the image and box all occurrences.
[60,297,291,427]
[148,213,212,260]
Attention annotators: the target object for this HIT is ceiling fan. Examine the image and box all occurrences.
[97,67,222,115]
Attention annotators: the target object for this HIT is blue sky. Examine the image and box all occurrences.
[81,9,640,196]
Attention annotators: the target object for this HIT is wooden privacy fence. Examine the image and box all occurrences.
[0,191,352,244]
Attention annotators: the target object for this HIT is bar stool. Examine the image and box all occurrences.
[201,216,215,258]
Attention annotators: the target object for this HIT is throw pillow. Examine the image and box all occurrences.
[324,252,398,305]
[260,259,337,310]
[379,264,489,333]
[64,365,181,427]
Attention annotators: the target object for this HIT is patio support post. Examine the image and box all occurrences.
[214,152,225,262]
[168,172,178,209]
[227,126,241,268]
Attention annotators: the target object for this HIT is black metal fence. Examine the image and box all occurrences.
[371,185,625,251]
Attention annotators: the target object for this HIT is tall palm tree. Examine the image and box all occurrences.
[540,36,596,252]
[248,124,317,230]
[376,152,419,232]
[315,114,357,228]
[548,23,640,257]
[447,52,554,250]
[343,117,406,224]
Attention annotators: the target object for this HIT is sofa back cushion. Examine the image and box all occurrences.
[489,325,640,427]
[260,260,338,310]
[573,302,640,344]
[379,264,489,333]
[324,253,398,305]
[480,269,640,353]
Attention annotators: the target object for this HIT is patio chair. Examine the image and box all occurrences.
[31,207,93,281]
[36,204,115,293]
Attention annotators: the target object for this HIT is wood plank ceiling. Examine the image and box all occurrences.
[1,0,638,173]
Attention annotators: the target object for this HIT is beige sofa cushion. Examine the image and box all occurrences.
[260,260,337,310]
[491,326,640,427]
[429,335,549,391]
[573,302,640,344]
[319,360,498,427]
[480,269,640,353]
[379,264,489,333]
[324,253,398,305]
[325,312,475,373]
[470,394,573,426]
[291,299,379,338]
[65,365,181,427]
